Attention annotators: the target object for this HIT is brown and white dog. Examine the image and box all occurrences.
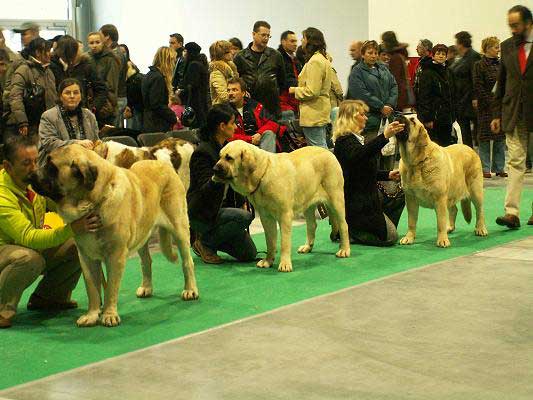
[93,137,195,191]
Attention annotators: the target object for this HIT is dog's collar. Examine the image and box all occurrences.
[249,159,270,196]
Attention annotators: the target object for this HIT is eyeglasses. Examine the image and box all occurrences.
[256,33,271,39]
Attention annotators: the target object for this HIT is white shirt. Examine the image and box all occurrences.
[353,131,365,145]
[524,29,533,59]
[237,107,244,116]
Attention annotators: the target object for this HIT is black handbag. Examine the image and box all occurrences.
[23,69,46,125]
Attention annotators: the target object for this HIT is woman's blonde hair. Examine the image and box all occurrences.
[153,46,177,99]
[332,100,369,142]
[209,40,232,61]
[481,36,500,54]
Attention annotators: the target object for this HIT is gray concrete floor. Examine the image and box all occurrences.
[0,173,531,400]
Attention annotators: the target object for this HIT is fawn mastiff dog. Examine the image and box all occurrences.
[396,115,488,247]
[213,140,350,272]
[30,144,198,327]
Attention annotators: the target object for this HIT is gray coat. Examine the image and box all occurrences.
[493,36,533,132]
[38,105,99,166]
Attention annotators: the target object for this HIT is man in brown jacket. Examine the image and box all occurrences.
[492,5,533,228]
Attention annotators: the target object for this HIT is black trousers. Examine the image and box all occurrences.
[457,118,477,148]
[428,123,453,147]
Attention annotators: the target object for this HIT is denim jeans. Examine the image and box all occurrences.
[280,110,296,122]
[478,140,505,173]
[114,97,128,128]
[302,125,328,148]
[259,130,277,153]
[190,208,257,262]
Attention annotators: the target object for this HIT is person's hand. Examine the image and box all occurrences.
[424,121,434,130]
[384,121,405,139]
[71,213,102,235]
[18,125,28,136]
[251,133,261,145]
[382,105,393,116]
[490,118,501,134]
[389,170,401,181]
[472,99,478,109]
[288,87,296,94]
[78,140,94,149]
[123,106,132,119]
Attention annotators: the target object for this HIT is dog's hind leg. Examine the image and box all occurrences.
[435,197,451,247]
[298,206,317,254]
[76,253,103,327]
[448,205,458,233]
[469,183,488,237]
[400,193,419,245]
[278,211,294,272]
[135,243,153,298]
[171,221,199,301]
[325,194,350,258]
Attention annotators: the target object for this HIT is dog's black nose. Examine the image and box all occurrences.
[394,115,410,142]
[212,163,226,178]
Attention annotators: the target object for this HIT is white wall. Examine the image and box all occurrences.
[90,0,368,90]
[368,0,520,56]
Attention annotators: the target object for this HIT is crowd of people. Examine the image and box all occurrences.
[0,5,531,328]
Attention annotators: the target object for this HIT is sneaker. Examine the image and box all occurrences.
[495,214,521,229]
[483,172,492,178]
[0,316,12,329]
[192,239,223,264]
[27,294,78,311]
[496,172,508,177]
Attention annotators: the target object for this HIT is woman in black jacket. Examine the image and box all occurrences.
[141,46,177,132]
[187,104,257,264]
[416,44,456,147]
[179,42,209,129]
[333,100,405,246]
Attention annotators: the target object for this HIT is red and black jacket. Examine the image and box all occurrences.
[230,97,286,143]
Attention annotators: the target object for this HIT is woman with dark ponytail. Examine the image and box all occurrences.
[187,104,257,265]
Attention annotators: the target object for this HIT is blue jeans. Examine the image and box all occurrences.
[280,110,296,122]
[302,125,328,148]
[479,140,505,173]
[259,130,277,153]
[114,97,128,128]
[190,208,257,262]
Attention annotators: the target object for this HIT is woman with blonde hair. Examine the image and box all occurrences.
[208,40,239,105]
[141,46,177,132]
[332,100,405,246]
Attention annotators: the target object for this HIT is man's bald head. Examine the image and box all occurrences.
[349,41,363,60]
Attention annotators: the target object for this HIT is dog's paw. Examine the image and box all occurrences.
[447,225,455,234]
[336,248,350,258]
[136,286,153,298]
[256,258,273,268]
[297,244,313,253]
[475,226,488,237]
[181,288,199,301]
[277,260,293,273]
[436,237,451,248]
[400,235,415,245]
[101,311,121,327]
[76,312,100,327]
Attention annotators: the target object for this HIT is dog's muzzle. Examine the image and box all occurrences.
[28,170,63,202]
[212,163,231,182]
[394,115,410,142]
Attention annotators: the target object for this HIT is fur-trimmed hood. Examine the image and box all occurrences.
[208,60,238,78]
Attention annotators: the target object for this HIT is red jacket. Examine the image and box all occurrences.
[230,97,286,143]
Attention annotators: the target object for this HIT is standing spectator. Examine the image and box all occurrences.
[118,43,143,130]
[4,38,57,141]
[169,94,184,131]
[187,104,257,264]
[179,42,209,129]
[100,24,127,128]
[49,35,107,124]
[38,78,99,166]
[449,31,481,148]
[233,21,286,97]
[288,28,332,148]
[349,41,363,71]
[416,44,456,147]
[13,22,40,58]
[381,31,412,111]
[228,37,243,59]
[0,30,21,90]
[227,77,283,153]
[378,45,391,66]
[328,54,344,109]
[447,45,458,67]
[346,40,398,140]
[87,31,120,127]
[278,30,302,120]
[492,5,533,228]
[208,40,239,105]
[412,39,433,94]
[169,33,185,92]
[473,37,505,178]
[142,47,177,133]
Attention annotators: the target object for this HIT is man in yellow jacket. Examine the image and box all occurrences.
[0,136,101,328]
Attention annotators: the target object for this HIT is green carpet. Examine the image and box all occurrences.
[0,187,531,390]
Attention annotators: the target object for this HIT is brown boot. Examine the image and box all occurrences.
[528,215,533,226]
[0,315,12,329]
[495,214,521,229]
[192,239,223,264]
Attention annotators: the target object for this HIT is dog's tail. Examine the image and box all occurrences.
[159,227,178,262]
[461,198,472,224]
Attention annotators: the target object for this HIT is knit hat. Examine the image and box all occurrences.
[184,42,201,56]
[381,31,408,52]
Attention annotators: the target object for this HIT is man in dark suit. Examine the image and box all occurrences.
[492,5,533,228]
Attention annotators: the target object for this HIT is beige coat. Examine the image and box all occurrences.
[294,51,332,127]
[328,55,344,109]
[209,61,239,105]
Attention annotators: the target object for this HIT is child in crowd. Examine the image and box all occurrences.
[169,94,184,130]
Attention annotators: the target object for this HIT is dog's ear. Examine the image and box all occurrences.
[71,161,98,191]
[240,147,255,173]
[416,122,430,146]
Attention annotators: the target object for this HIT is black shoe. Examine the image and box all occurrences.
[495,214,521,229]
[27,294,78,311]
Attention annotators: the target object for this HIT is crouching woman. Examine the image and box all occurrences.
[333,100,405,246]
[187,104,257,264]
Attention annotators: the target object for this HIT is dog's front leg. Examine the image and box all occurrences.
[257,213,277,269]
[400,193,419,245]
[76,251,102,327]
[101,249,127,327]
[278,212,294,272]
[435,198,450,247]
[136,243,153,298]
